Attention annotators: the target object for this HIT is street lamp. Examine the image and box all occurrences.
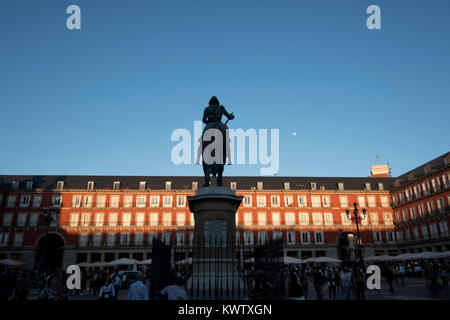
[345,202,366,269]
[39,207,59,272]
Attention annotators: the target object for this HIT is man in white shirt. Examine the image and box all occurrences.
[160,278,187,300]
[113,273,122,300]
[128,273,149,300]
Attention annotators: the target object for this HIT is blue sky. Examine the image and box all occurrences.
[0,0,449,177]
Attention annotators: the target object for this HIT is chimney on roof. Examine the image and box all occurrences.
[371,164,390,178]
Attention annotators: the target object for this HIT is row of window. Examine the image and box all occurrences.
[1,194,61,208]
[392,173,450,206]
[394,195,449,222]
[397,221,449,242]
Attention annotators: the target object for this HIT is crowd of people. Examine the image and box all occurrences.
[0,259,448,300]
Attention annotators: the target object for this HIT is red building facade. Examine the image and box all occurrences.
[0,152,449,270]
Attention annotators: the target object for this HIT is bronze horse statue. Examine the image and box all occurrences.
[201,96,234,187]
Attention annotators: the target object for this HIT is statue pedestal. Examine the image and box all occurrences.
[186,187,246,300]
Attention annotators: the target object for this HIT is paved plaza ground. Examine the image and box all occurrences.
[25,276,449,301]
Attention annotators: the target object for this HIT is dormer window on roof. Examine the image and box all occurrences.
[444,155,450,166]
[12,181,19,189]
[230,182,237,190]
[139,181,146,190]
[284,182,290,190]
[166,181,172,190]
[424,164,435,174]
[378,182,384,191]
[113,181,121,190]
[26,181,33,190]
[87,181,94,190]
[337,182,344,191]
[365,182,371,191]
[257,182,263,190]
[311,182,317,190]
[57,181,64,190]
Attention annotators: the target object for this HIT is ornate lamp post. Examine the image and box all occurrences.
[39,207,59,272]
[345,202,366,269]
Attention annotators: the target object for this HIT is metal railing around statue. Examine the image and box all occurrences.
[149,238,285,300]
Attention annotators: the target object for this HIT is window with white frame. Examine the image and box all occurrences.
[314,231,324,244]
[110,196,119,208]
[370,212,379,225]
[341,212,351,225]
[418,203,425,216]
[243,231,254,245]
[123,195,133,208]
[271,195,280,207]
[392,194,398,206]
[17,213,27,227]
[243,196,252,207]
[163,196,172,208]
[56,181,64,190]
[378,183,384,191]
[95,213,104,227]
[298,195,307,207]
[367,196,376,208]
[230,182,236,190]
[395,211,401,222]
[257,212,266,226]
[299,212,309,225]
[338,182,344,190]
[81,213,91,227]
[150,213,159,226]
[357,196,366,208]
[257,182,263,190]
[109,212,118,227]
[29,213,39,227]
[396,231,403,243]
[176,196,186,207]
[421,225,429,239]
[272,231,282,241]
[257,195,266,207]
[13,232,24,247]
[136,195,146,208]
[426,201,434,214]
[51,195,61,207]
[361,213,369,226]
[439,221,449,236]
[72,195,82,208]
[284,182,290,190]
[136,212,145,227]
[312,212,323,225]
[271,212,280,226]
[311,196,321,208]
[122,213,131,226]
[83,195,93,208]
[165,181,172,190]
[163,212,172,226]
[70,213,79,227]
[383,212,393,225]
[106,233,116,246]
[324,212,333,225]
[322,196,331,207]
[311,182,317,190]
[32,195,42,208]
[134,232,144,245]
[413,227,419,239]
[339,196,348,208]
[150,196,159,207]
[285,212,295,225]
[380,196,389,208]
[244,213,252,226]
[386,231,395,243]
[19,195,31,207]
[258,231,268,245]
[148,232,158,244]
[192,182,198,191]
[113,181,121,190]
[402,209,408,221]
[429,224,438,237]
[443,174,450,189]
[96,195,106,208]
[301,231,310,244]
[120,233,130,245]
[6,195,16,208]
[139,181,146,190]
[0,232,9,247]
[26,181,33,189]
[92,233,102,246]
[286,231,295,244]
[431,177,440,192]
[436,198,445,213]
[422,181,430,195]
[373,231,382,244]
[176,232,185,245]
[284,195,294,207]
[78,233,89,246]
[176,213,185,226]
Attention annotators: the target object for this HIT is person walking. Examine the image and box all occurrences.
[287,271,305,300]
[313,268,324,300]
[128,273,149,300]
[98,276,115,301]
[113,273,122,300]
[159,277,187,300]
[325,269,337,300]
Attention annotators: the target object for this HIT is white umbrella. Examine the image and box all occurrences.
[107,258,139,266]
[363,255,380,262]
[0,259,26,266]
[304,257,316,263]
[313,257,342,263]
[414,251,443,260]
[76,262,91,267]
[138,259,153,265]
[392,253,419,261]
[375,255,396,262]
[278,256,306,264]
[89,261,109,267]
[434,251,450,259]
